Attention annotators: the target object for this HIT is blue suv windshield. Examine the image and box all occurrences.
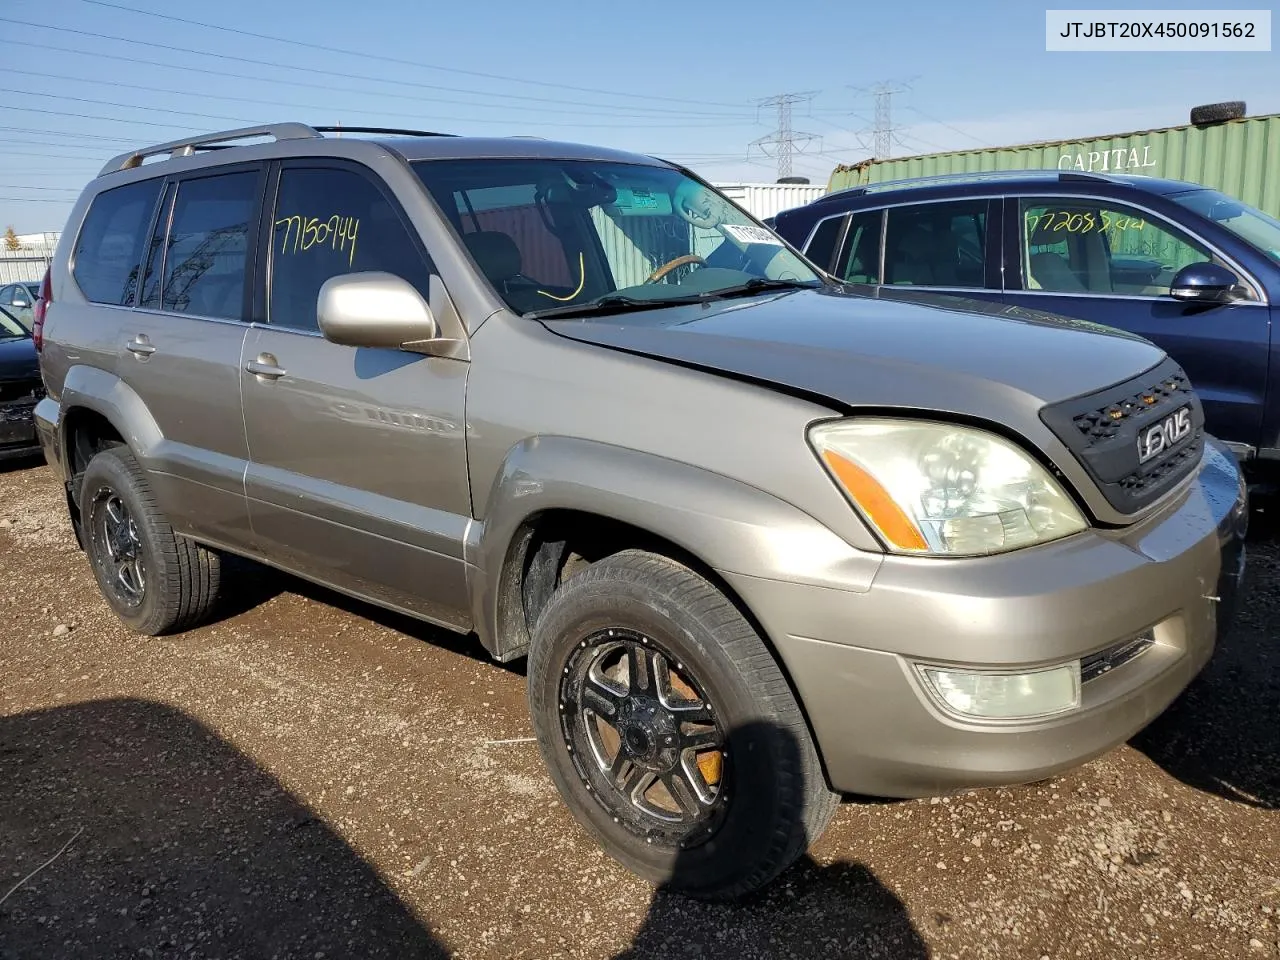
[1171,189,1280,264]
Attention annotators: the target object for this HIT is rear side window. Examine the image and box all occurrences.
[883,200,988,288]
[160,171,258,320]
[72,179,162,306]
[268,166,434,332]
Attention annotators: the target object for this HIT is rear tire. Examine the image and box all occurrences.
[81,447,221,636]
[527,549,839,901]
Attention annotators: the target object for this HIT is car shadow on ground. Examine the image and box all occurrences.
[0,702,927,959]
[0,452,45,474]
[217,555,524,674]
[1128,513,1280,809]
[0,698,450,959]
[612,720,928,960]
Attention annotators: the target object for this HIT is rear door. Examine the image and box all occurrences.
[1002,194,1270,452]
[239,159,471,628]
[112,165,262,549]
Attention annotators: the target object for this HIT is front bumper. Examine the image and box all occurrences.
[723,440,1248,798]
[0,394,43,462]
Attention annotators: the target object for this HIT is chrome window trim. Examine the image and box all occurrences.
[797,190,1270,305]
[129,306,251,328]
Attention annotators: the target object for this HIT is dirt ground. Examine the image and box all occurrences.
[0,456,1277,960]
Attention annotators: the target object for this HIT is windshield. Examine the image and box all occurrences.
[412,159,822,317]
[1171,189,1280,264]
[0,307,27,339]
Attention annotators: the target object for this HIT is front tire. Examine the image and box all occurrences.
[81,447,221,636]
[527,549,839,901]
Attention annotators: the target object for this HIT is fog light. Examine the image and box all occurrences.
[918,663,1081,720]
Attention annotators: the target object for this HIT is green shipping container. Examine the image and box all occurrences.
[827,113,1280,220]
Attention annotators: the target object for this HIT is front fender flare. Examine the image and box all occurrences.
[467,436,882,658]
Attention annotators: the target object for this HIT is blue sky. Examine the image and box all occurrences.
[2,0,1276,233]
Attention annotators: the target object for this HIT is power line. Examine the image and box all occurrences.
[904,106,993,147]
[0,184,79,192]
[4,19,758,120]
[749,92,820,180]
[0,124,135,144]
[0,147,137,161]
[15,67,741,125]
[79,0,755,111]
[0,104,202,132]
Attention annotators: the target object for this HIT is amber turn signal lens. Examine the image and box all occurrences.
[821,448,928,551]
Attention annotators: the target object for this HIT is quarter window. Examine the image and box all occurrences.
[802,215,846,272]
[1019,199,1212,296]
[882,200,988,288]
[160,171,258,319]
[268,167,433,333]
[71,178,163,306]
[832,210,884,284]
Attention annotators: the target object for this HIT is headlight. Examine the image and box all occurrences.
[809,418,1086,556]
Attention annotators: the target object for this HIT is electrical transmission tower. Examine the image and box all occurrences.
[749,92,820,180]
[848,79,915,160]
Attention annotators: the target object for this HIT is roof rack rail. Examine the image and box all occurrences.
[99,123,322,176]
[1056,170,1122,184]
[818,168,1125,201]
[311,125,457,138]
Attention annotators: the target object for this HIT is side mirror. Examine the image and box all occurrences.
[1169,262,1241,304]
[317,272,438,351]
[11,295,29,308]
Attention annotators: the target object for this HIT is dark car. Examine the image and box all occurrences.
[0,304,43,461]
[772,170,1280,471]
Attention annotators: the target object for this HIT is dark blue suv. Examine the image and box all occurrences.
[772,170,1280,470]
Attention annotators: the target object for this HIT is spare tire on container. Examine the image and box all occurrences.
[1191,101,1246,125]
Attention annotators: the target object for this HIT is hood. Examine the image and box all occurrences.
[540,286,1166,416]
[0,335,37,382]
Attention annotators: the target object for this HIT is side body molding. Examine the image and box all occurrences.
[466,436,884,659]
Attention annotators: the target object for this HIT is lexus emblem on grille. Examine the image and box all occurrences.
[1137,406,1192,464]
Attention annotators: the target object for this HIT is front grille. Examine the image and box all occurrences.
[1039,357,1205,513]
[1081,632,1155,683]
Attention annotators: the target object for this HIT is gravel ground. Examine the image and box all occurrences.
[0,457,1277,960]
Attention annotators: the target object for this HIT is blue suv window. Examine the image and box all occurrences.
[1019,199,1211,296]
[883,200,987,289]
[832,210,883,284]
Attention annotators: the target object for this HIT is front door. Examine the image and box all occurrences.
[240,161,471,628]
[114,167,261,549]
[1003,195,1271,453]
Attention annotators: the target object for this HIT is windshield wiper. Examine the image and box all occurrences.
[525,294,707,320]
[699,277,824,300]
[526,278,823,320]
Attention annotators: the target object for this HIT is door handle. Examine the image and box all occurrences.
[126,335,156,358]
[245,353,287,380]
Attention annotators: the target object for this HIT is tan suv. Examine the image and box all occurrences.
[33,123,1248,900]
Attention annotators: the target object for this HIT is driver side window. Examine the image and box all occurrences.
[1019,199,1212,297]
